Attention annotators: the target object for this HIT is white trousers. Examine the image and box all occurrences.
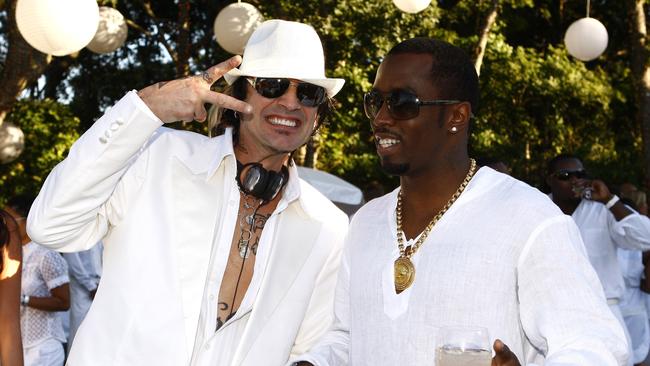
[24,338,65,366]
[610,302,634,366]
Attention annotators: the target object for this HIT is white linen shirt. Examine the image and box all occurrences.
[297,168,629,366]
[570,199,650,300]
[21,242,69,348]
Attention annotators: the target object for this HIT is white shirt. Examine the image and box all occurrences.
[27,91,348,365]
[62,242,103,346]
[298,168,629,366]
[21,242,69,348]
[189,159,302,366]
[570,199,650,300]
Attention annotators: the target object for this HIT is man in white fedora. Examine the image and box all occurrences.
[27,19,348,366]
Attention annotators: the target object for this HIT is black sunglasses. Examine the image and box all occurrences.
[552,169,588,181]
[363,89,461,120]
[246,78,327,107]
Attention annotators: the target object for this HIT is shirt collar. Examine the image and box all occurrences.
[180,127,304,212]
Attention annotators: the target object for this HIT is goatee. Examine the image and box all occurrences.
[381,161,409,176]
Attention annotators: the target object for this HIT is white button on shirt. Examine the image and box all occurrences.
[189,156,301,366]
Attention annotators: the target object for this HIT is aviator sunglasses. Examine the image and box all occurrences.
[551,169,588,181]
[363,89,461,120]
[246,78,327,107]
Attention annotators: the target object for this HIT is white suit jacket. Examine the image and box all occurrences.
[28,92,349,365]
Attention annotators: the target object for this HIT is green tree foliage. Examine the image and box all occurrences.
[2,0,647,200]
[0,100,80,204]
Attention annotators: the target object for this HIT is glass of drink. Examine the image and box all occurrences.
[572,179,593,200]
[435,326,492,366]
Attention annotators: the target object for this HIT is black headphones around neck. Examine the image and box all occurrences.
[236,161,289,202]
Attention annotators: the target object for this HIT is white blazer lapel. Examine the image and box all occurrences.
[232,204,321,364]
[171,156,229,355]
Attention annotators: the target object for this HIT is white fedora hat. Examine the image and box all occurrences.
[224,19,345,97]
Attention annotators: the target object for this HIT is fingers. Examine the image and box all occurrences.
[201,89,253,115]
[493,339,507,354]
[492,339,521,366]
[193,104,208,123]
[201,55,243,86]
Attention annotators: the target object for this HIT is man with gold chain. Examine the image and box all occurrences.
[294,38,628,365]
[28,20,349,365]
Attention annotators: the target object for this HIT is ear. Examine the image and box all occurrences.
[447,102,471,134]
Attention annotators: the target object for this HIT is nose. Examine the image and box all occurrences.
[371,100,395,130]
[277,83,301,111]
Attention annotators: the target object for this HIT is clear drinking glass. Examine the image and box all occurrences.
[435,326,492,366]
[572,180,593,199]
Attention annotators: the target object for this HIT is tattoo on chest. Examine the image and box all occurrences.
[238,212,271,258]
[216,302,236,331]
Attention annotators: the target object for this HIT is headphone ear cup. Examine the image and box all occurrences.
[263,166,288,201]
[241,163,269,198]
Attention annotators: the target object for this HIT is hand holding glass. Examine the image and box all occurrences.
[436,326,491,366]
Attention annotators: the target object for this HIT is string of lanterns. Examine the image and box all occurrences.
[2,0,609,165]
[16,0,128,57]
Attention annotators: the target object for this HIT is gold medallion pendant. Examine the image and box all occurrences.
[394,256,416,294]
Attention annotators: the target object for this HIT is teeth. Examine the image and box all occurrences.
[268,117,297,127]
[377,137,400,147]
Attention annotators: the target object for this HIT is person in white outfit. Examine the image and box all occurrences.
[62,242,103,351]
[27,20,348,366]
[618,248,650,364]
[294,38,628,366]
[547,154,650,366]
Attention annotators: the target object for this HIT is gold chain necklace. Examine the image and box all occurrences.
[394,158,477,294]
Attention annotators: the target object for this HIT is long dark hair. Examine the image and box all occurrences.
[0,209,18,272]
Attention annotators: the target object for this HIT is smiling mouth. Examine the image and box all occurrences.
[268,117,298,127]
[376,137,401,148]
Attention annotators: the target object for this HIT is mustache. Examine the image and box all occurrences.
[372,126,401,139]
[264,106,305,121]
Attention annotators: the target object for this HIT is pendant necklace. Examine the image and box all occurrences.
[238,193,263,258]
[394,158,477,294]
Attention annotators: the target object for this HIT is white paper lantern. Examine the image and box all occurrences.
[87,7,128,54]
[213,2,263,55]
[0,122,25,164]
[16,0,99,56]
[393,0,432,13]
[564,17,609,62]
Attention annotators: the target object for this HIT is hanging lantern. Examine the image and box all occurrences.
[564,17,608,61]
[16,0,99,56]
[393,0,432,13]
[213,2,263,55]
[87,7,128,54]
[0,122,25,164]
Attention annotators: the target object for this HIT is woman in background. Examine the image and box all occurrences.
[0,208,23,366]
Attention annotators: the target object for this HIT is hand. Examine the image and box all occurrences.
[588,179,613,203]
[137,55,252,124]
[492,339,521,366]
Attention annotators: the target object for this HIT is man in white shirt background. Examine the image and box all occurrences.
[28,20,348,365]
[547,154,650,366]
[61,242,102,352]
[294,37,628,366]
